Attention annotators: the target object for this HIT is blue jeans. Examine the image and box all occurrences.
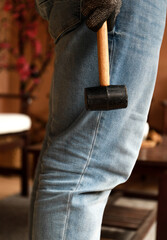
[29,0,167,239]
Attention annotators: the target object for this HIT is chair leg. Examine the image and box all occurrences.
[21,146,29,196]
[21,133,30,197]
[156,171,167,240]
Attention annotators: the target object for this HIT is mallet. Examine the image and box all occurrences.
[85,21,128,111]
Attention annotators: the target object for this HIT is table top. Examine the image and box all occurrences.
[137,135,167,167]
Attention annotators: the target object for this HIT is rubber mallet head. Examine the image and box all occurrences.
[84,21,128,111]
[85,85,127,110]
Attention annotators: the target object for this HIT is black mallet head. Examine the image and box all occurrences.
[85,85,128,111]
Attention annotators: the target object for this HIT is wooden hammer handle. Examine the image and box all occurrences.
[97,21,110,86]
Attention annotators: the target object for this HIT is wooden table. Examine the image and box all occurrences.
[130,136,167,240]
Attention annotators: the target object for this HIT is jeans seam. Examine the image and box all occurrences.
[109,36,115,78]
[31,135,51,240]
[53,20,81,44]
[62,111,103,240]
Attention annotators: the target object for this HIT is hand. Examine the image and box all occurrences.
[81,0,122,32]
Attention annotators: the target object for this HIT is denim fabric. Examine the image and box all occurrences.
[29,0,167,239]
[35,0,82,43]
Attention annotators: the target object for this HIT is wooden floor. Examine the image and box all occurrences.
[0,175,156,239]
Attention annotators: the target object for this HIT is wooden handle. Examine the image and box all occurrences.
[97,21,110,86]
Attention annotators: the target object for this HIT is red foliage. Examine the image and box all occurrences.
[0,0,53,93]
[16,56,31,81]
[0,42,10,49]
[3,1,13,11]
[33,40,42,56]
[25,21,39,39]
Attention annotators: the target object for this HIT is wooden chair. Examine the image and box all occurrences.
[101,193,156,240]
[0,93,33,196]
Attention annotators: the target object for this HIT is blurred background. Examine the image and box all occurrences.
[0,0,167,239]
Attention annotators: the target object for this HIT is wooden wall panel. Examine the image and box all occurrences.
[149,17,167,132]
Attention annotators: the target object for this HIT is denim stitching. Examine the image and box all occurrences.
[62,111,103,240]
[49,0,82,44]
[74,112,103,191]
[53,20,81,44]
[109,34,115,77]
[31,134,52,240]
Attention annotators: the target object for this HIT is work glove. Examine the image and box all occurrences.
[81,0,122,32]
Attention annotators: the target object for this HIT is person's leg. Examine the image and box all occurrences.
[29,0,167,239]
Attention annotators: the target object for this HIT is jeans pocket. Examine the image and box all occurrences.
[37,0,82,44]
[35,0,54,20]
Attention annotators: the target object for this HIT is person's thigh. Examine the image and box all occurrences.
[29,0,167,239]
